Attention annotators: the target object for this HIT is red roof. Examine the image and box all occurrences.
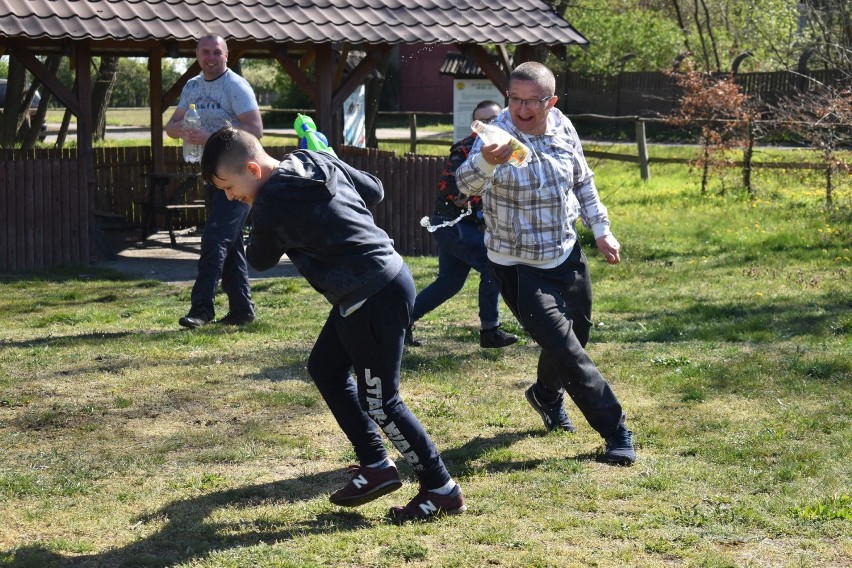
[1,0,588,51]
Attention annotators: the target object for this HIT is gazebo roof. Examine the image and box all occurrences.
[1,0,588,55]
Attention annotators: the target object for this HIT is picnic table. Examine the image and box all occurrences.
[139,171,205,246]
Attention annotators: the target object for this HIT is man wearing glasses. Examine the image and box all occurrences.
[406,100,519,350]
[455,62,636,465]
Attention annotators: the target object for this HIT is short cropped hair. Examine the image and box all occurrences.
[197,33,226,50]
[472,100,502,120]
[510,62,556,96]
[201,126,264,186]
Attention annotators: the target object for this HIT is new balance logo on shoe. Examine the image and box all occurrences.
[417,499,439,516]
[389,484,467,523]
[352,474,369,489]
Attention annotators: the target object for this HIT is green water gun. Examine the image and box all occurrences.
[294,113,337,157]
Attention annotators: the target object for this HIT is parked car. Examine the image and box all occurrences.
[0,78,48,141]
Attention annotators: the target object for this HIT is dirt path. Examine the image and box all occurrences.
[96,228,298,284]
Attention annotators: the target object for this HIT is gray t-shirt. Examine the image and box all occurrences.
[178,69,258,132]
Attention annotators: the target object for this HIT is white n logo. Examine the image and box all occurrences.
[418,500,438,515]
[352,474,368,489]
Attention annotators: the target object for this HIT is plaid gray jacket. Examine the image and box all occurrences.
[455,108,611,262]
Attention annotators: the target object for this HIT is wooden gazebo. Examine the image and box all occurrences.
[0,0,588,270]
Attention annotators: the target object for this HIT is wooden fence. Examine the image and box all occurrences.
[1,153,90,271]
[564,69,846,116]
[0,145,445,271]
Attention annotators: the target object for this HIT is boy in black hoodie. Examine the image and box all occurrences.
[200,127,465,522]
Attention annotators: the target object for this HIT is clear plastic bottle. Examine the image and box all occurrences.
[471,120,531,168]
[182,103,203,163]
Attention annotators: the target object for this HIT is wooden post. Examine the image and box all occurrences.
[149,51,164,172]
[409,113,417,154]
[635,119,650,181]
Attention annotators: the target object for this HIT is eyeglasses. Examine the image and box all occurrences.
[476,115,498,124]
[506,94,553,109]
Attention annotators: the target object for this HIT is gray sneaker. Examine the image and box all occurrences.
[524,384,576,433]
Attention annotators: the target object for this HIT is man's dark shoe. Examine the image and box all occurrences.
[330,463,403,507]
[389,483,467,523]
[404,325,422,347]
[480,325,518,348]
[601,426,636,466]
[525,384,577,433]
[178,309,212,329]
[216,312,255,326]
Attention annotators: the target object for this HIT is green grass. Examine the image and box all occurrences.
[0,149,850,567]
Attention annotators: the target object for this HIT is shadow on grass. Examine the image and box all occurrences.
[2,471,369,568]
[0,330,139,349]
[1,429,568,567]
[607,295,851,343]
[441,430,606,479]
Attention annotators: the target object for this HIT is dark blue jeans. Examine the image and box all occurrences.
[412,214,501,329]
[307,266,451,489]
[189,188,253,319]
[490,243,626,438]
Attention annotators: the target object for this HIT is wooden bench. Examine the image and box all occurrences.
[139,172,205,246]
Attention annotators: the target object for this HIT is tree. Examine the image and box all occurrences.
[665,59,756,194]
[240,59,279,105]
[550,0,803,73]
[21,56,61,149]
[554,1,684,74]
[108,58,149,107]
[92,56,119,141]
[666,0,802,72]
[0,57,30,147]
[798,0,852,75]
[772,85,852,207]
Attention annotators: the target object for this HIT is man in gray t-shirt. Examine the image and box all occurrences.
[165,34,263,329]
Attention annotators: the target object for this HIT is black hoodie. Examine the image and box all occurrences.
[246,150,404,313]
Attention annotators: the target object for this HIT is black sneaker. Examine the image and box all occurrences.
[178,309,212,329]
[524,384,577,433]
[329,463,403,507]
[216,312,255,326]
[404,325,422,347]
[480,325,519,348]
[389,484,467,523]
[601,426,636,466]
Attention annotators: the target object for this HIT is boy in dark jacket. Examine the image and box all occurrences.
[200,127,465,522]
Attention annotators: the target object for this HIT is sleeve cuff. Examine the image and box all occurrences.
[591,223,611,239]
[474,154,497,176]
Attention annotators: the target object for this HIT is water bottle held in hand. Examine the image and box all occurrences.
[471,120,531,168]
[183,104,203,163]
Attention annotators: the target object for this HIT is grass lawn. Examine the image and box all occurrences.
[42,107,454,154]
[0,150,850,567]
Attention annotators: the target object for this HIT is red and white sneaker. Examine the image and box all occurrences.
[389,484,467,523]
[329,463,402,507]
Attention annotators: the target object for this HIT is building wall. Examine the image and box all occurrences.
[398,44,456,113]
